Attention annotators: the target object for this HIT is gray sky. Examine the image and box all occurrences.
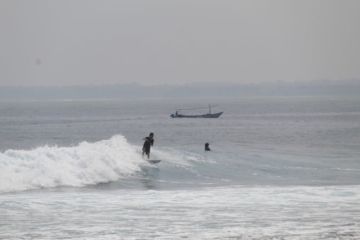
[1,0,360,86]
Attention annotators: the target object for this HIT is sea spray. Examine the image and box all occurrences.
[0,135,143,193]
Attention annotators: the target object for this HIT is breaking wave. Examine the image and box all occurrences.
[0,135,146,193]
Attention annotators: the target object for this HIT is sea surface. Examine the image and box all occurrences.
[0,96,360,239]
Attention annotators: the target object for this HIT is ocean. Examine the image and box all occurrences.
[0,96,360,239]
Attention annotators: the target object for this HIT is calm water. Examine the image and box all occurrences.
[1,97,360,239]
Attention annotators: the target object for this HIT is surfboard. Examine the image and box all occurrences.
[148,159,161,164]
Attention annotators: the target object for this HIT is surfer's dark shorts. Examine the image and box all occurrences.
[143,147,150,155]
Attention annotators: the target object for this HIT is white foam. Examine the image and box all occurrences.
[1,185,360,239]
[151,147,211,167]
[0,135,143,193]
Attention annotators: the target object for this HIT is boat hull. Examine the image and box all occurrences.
[170,112,223,118]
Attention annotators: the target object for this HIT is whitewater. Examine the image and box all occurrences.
[0,135,205,193]
[0,135,144,193]
[1,97,360,239]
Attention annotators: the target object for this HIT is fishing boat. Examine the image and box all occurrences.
[170,105,223,118]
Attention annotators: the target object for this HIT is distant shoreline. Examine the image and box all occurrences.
[0,81,359,100]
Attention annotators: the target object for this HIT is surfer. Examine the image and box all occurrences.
[142,132,154,159]
[205,142,211,151]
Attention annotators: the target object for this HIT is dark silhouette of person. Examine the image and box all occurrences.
[205,142,211,151]
[142,132,154,159]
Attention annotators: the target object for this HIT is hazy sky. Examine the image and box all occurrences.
[1,0,360,86]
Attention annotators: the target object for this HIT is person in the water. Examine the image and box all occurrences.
[205,142,211,151]
[142,132,154,159]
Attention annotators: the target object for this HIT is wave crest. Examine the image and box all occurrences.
[0,135,143,193]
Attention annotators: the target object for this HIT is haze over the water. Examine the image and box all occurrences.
[1,0,360,88]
